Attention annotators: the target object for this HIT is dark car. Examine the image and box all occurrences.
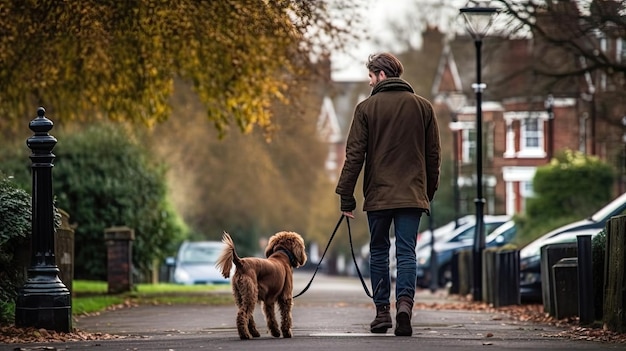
[519,192,626,302]
[416,215,511,288]
[358,216,474,281]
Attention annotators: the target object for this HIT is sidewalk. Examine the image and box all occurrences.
[4,273,624,351]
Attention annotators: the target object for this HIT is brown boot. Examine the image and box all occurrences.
[370,304,392,333]
[394,296,413,336]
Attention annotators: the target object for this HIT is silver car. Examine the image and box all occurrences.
[172,241,231,285]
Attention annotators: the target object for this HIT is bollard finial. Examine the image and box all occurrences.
[29,106,54,136]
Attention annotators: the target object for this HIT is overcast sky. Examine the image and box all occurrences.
[331,0,414,81]
[330,0,475,81]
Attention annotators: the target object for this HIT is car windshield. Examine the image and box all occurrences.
[180,244,221,264]
[447,219,508,243]
[485,221,516,243]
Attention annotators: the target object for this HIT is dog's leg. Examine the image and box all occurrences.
[234,278,257,340]
[262,301,281,337]
[278,297,293,338]
[244,282,261,338]
[247,317,260,338]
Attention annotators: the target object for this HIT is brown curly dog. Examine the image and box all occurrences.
[215,231,307,340]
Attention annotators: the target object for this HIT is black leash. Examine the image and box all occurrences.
[293,215,343,298]
[293,214,380,299]
[346,216,382,299]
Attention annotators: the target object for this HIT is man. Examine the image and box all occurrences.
[335,52,441,336]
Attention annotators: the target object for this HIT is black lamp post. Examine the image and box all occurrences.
[545,94,555,161]
[445,92,467,229]
[460,0,499,302]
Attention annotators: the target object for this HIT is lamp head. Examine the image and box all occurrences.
[460,0,500,40]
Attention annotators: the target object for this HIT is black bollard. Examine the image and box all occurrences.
[15,107,71,332]
[577,234,594,325]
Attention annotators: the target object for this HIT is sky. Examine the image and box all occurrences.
[329,0,482,81]
[330,0,415,81]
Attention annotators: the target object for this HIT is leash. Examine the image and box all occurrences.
[293,215,344,298]
[293,214,380,299]
[345,216,382,299]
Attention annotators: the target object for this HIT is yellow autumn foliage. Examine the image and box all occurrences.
[0,0,362,133]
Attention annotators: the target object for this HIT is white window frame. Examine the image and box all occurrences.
[504,120,515,158]
[502,166,537,215]
[462,128,476,165]
[503,111,547,159]
[520,117,544,156]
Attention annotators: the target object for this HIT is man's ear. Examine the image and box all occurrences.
[379,71,387,80]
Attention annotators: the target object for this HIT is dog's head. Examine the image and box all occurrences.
[265,231,307,268]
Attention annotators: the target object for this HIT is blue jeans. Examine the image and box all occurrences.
[367,208,423,307]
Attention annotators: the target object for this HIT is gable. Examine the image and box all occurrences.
[317,96,342,143]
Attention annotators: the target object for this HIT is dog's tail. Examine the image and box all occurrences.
[215,231,242,278]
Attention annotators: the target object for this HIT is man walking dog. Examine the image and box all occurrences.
[336,52,441,336]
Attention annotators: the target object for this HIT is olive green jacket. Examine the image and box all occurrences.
[335,78,441,213]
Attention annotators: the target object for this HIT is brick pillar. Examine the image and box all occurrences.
[55,209,74,295]
[104,227,135,294]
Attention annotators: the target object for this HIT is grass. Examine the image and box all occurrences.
[72,280,233,316]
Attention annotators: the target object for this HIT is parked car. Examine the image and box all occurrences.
[358,216,474,281]
[416,215,512,288]
[519,192,626,301]
[416,216,473,252]
[170,241,231,285]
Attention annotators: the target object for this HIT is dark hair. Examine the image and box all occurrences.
[366,53,404,78]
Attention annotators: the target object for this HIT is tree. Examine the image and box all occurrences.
[148,77,339,257]
[0,0,363,136]
[497,1,625,76]
[491,0,626,192]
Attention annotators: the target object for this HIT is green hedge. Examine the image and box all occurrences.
[527,150,614,221]
[52,124,188,280]
[0,174,31,324]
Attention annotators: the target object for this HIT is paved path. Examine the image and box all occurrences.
[4,273,623,351]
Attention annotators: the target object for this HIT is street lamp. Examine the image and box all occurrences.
[545,94,555,161]
[460,0,499,302]
[445,92,467,229]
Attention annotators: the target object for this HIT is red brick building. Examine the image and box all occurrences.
[433,31,624,216]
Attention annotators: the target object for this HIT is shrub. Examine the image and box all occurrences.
[0,174,31,324]
[0,124,189,282]
[527,150,614,221]
[52,124,188,280]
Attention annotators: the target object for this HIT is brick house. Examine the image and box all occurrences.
[433,32,624,216]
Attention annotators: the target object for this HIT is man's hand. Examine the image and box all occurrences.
[342,211,355,219]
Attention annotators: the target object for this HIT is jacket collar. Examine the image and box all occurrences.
[371,78,415,96]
